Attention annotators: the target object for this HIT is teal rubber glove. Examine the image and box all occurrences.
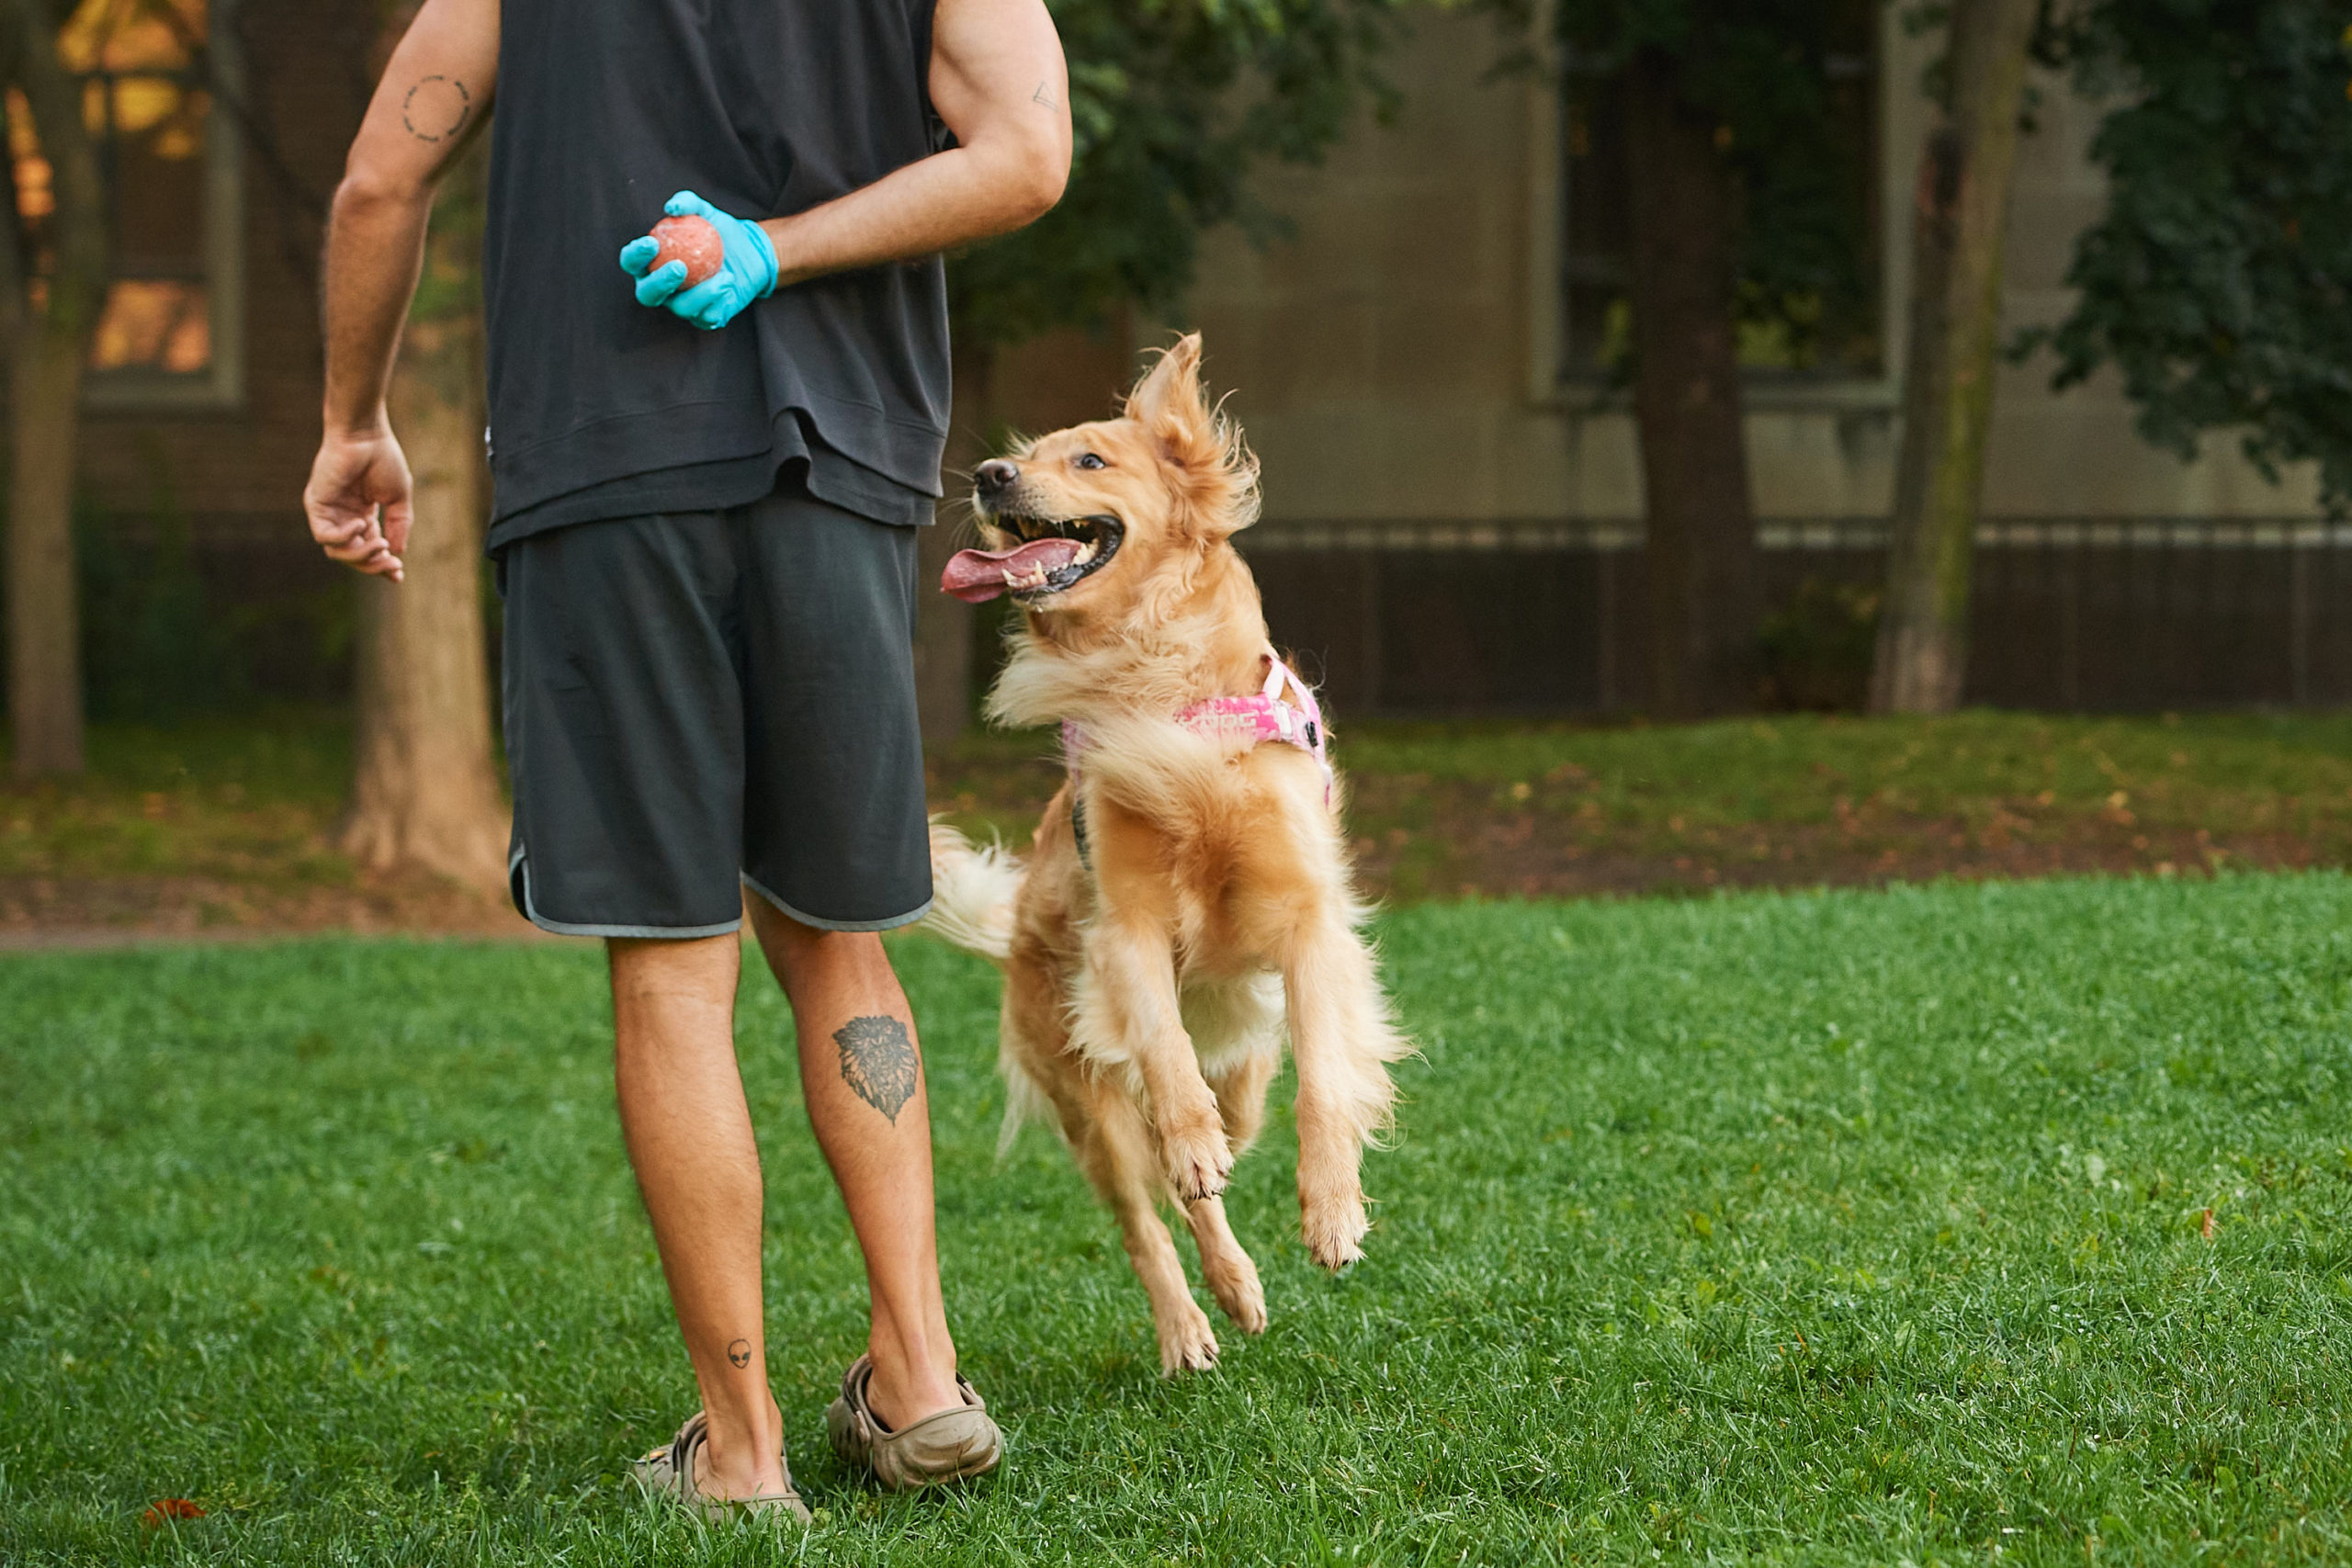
[616,190,779,332]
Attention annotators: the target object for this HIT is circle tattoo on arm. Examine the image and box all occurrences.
[401,75,471,143]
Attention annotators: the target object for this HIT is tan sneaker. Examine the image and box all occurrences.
[825,1354,1004,1490]
[630,1411,813,1524]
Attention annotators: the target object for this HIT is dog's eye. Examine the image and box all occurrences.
[1074,452,1108,471]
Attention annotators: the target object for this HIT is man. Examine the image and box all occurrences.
[301,0,1071,1518]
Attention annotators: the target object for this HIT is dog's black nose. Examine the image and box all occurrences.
[975,458,1020,495]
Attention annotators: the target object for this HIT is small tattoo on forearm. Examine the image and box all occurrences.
[401,75,471,142]
[1032,81,1058,110]
[835,1015,919,1123]
[726,1338,752,1369]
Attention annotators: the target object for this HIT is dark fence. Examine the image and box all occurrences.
[62,512,362,717]
[48,512,2352,718]
[1242,518,2352,716]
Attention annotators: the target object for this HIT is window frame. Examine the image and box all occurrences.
[80,0,246,413]
[1521,1,1920,415]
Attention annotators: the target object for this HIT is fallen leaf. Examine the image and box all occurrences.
[2200,1207,2216,1241]
[141,1498,204,1529]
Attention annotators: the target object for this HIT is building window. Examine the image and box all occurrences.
[1555,1,1882,389]
[6,0,243,409]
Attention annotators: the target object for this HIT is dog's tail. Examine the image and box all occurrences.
[922,820,1023,965]
[924,820,1053,1156]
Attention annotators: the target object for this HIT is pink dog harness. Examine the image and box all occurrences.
[1175,653,1330,787]
[1061,652,1333,866]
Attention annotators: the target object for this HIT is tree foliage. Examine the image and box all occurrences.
[1539,0,1883,368]
[950,0,1401,347]
[2030,1,2352,513]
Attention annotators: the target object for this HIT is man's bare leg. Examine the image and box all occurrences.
[747,901,965,1429]
[609,934,788,1500]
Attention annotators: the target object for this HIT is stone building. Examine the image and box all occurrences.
[31,2,2346,719]
[1171,6,2342,713]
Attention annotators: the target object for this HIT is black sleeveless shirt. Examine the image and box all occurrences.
[481,0,951,545]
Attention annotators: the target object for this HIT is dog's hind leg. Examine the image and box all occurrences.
[1182,1044,1276,1333]
[1182,1195,1266,1337]
[1204,1010,1281,1155]
[1072,1074,1221,1374]
[1283,917,1409,1270]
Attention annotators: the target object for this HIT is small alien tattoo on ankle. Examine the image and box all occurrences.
[726,1338,752,1369]
[835,1015,919,1123]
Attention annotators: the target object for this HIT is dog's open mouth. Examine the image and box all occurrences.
[940,514,1125,604]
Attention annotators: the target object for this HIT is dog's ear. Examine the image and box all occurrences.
[1125,333,1206,443]
[1124,333,1259,538]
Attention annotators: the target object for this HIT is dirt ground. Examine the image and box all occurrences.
[6,714,2346,946]
[0,870,543,946]
[948,784,2303,895]
[1337,775,2299,901]
[0,803,2312,950]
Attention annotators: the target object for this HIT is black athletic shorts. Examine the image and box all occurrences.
[498,479,933,938]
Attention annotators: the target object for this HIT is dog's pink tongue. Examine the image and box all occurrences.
[940,536,1086,604]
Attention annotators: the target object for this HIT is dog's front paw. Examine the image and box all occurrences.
[1159,1121,1235,1202]
[1158,1300,1221,1375]
[1299,1184,1369,1271]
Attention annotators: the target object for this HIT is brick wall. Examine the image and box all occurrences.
[76,1,373,526]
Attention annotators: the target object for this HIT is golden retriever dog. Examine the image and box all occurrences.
[923,334,1409,1372]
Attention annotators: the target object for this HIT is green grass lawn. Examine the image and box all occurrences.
[7,875,2352,1563]
[934,707,2352,843]
[1339,708,2352,830]
[0,710,356,887]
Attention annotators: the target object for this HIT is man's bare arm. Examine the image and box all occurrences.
[304,0,498,580]
[758,0,1071,287]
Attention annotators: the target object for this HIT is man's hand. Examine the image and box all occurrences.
[311,0,496,582]
[618,190,780,331]
[683,0,1067,293]
[304,427,414,581]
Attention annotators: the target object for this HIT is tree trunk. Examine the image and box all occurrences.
[7,322,89,778]
[3,0,107,778]
[913,341,995,743]
[1621,47,1760,718]
[1870,0,2041,715]
[339,153,505,888]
